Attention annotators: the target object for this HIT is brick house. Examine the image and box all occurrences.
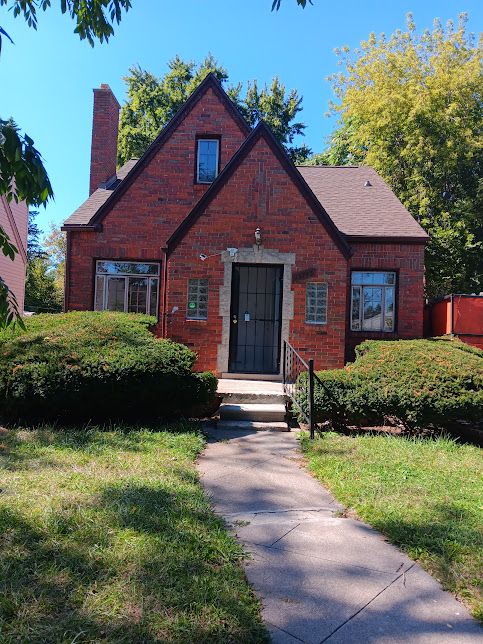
[63,74,428,376]
[0,195,28,314]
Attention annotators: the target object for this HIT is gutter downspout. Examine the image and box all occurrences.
[161,247,168,337]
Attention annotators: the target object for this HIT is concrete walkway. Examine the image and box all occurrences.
[198,427,481,643]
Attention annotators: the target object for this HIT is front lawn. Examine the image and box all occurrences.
[0,424,267,643]
[300,432,483,621]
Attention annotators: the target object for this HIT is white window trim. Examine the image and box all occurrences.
[94,260,160,317]
[196,138,219,184]
[305,282,328,325]
[350,271,396,333]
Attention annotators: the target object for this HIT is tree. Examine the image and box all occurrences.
[25,256,62,313]
[0,0,131,326]
[241,78,310,163]
[27,210,43,260]
[118,55,311,165]
[118,55,232,163]
[24,216,64,312]
[0,0,131,47]
[322,14,482,298]
[272,0,313,8]
[43,223,66,292]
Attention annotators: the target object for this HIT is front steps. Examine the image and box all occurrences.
[216,379,289,432]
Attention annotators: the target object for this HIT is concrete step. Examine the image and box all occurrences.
[216,420,289,432]
[220,402,287,423]
[221,391,286,405]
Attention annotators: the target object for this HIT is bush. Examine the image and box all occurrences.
[0,312,217,422]
[305,339,483,431]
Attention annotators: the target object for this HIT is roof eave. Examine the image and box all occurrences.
[346,234,429,244]
[61,223,102,232]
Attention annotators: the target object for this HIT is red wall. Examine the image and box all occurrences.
[430,296,483,350]
[346,241,426,360]
[167,136,348,373]
[66,86,247,312]
[0,196,28,313]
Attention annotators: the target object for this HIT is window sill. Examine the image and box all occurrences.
[349,329,397,335]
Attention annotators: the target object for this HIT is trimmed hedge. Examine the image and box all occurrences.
[302,339,483,431]
[0,312,217,422]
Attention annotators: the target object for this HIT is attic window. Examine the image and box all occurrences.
[196,138,219,183]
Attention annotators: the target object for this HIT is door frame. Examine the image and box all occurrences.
[228,263,284,374]
[216,245,296,376]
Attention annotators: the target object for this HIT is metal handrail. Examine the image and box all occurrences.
[282,339,316,439]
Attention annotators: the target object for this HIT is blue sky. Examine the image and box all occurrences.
[1,0,481,234]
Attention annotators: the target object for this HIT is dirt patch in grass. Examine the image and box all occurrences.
[0,424,267,643]
[300,431,483,621]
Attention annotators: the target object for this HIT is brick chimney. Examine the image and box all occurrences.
[89,84,120,195]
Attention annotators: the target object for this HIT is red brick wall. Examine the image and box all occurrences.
[90,85,120,195]
[67,87,247,311]
[346,241,426,360]
[167,136,348,373]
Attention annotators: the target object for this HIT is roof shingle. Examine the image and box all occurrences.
[63,159,139,227]
[297,165,428,240]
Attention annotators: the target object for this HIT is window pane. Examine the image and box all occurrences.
[97,261,159,276]
[197,139,219,183]
[106,277,126,312]
[187,278,208,319]
[95,276,105,311]
[351,286,361,330]
[305,283,327,324]
[351,272,363,285]
[149,278,159,317]
[384,286,395,331]
[128,277,148,314]
[362,287,383,331]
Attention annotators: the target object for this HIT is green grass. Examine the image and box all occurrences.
[0,424,267,643]
[300,432,483,621]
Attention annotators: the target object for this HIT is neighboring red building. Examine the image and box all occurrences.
[0,195,28,314]
[430,295,483,350]
[63,74,429,375]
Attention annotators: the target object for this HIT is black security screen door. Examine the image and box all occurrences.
[229,264,283,374]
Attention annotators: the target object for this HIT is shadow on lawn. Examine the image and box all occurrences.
[368,501,482,612]
[0,482,268,643]
[0,423,202,472]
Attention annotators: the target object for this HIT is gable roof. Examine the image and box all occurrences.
[62,158,138,228]
[63,73,250,230]
[297,166,429,242]
[166,122,353,259]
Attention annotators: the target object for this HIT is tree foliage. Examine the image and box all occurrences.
[43,222,66,291]
[272,0,313,9]
[118,54,311,165]
[24,214,64,312]
[0,0,131,47]
[25,256,63,313]
[27,209,43,260]
[320,14,482,298]
[0,0,130,326]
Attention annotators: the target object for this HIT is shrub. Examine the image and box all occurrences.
[0,312,217,422]
[305,338,483,431]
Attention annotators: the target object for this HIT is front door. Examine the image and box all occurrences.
[229,264,283,374]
